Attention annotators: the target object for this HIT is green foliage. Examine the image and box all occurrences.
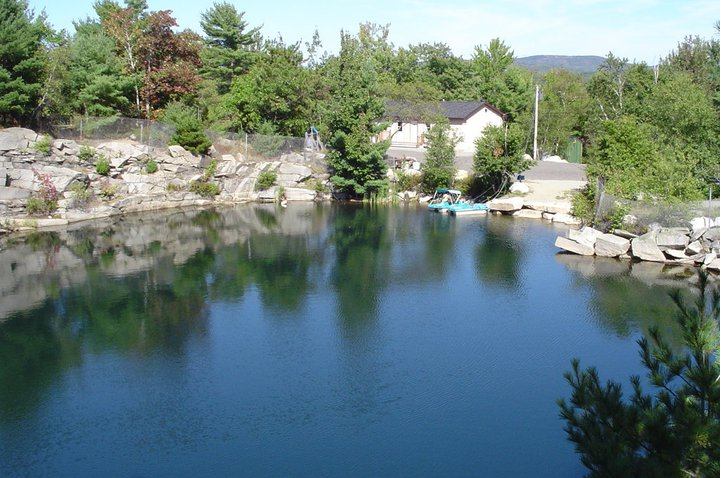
[255,170,277,191]
[559,273,720,478]
[606,203,629,231]
[395,170,422,192]
[69,182,91,209]
[95,155,110,175]
[473,123,533,198]
[189,181,220,197]
[587,116,706,201]
[33,135,51,155]
[0,0,47,126]
[200,1,260,94]
[227,40,316,136]
[570,184,596,225]
[538,70,590,156]
[189,159,220,197]
[64,22,132,118]
[421,120,459,192]
[324,32,390,198]
[469,39,533,121]
[78,145,95,162]
[145,158,158,174]
[164,102,212,155]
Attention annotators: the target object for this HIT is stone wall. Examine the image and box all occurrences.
[0,127,331,232]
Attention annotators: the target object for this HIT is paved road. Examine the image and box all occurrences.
[387,146,587,182]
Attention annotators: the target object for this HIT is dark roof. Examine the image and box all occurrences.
[384,100,504,122]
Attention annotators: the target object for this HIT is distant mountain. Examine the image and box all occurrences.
[514,55,605,76]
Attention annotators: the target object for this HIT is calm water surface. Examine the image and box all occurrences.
[0,204,697,477]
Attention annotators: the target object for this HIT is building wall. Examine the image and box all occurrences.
[454,107,504,153]
[387,121,430,147]
[383,106,503,153]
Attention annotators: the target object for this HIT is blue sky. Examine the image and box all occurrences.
[27,0,719,64]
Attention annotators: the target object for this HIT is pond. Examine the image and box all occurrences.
[0,203,702,477]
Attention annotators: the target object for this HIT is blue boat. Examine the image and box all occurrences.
[427,189,462,212]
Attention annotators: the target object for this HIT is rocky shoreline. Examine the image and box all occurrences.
[0,127,330,234]
[555,222,720,272]
[2,127,719,273]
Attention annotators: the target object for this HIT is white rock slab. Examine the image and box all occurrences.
[595,233,630,257]
[631,236,666,262]
[555,236,595,256]
[487,196,524,212]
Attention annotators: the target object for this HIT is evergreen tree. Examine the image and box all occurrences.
[559,273,720,478]
[200,1,260,94]
[164,102,211,155]
[324,32,389,198]
[0,0,48,126]
[68,20,132,117]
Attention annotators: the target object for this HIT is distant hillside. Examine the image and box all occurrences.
[514,55,605,76]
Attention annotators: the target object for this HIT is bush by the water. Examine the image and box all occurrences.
[255,170,277,191]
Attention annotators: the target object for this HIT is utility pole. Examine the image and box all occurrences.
[533,84,539,161]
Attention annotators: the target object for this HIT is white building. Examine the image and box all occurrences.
[380,101,505,154]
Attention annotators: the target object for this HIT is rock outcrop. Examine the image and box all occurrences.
[0,127,332,230]
[556,224,720,271]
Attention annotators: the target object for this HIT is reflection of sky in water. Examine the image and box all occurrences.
[0,204,706,478]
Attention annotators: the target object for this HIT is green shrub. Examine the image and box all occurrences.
[96,155,110,175]
[190,181,220,197]
[396,171,422,192]
[166,183,183,192]
[164,102,212,155]
[26,197,47,215]
[252,121,285,157]
[189,160,220,197]
[201,159,217,181]
[571,184,597,225]
[69,182,91,209]
[145,159,158,174]
[606,204,630,231]
[33,135,52,155]
[256,170,277,191]
[306,178,329,195]
[98,180,118,200]
[78,145,95,162]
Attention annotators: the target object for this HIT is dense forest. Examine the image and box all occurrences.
[1,0,718,200]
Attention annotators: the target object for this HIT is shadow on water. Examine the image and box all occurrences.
[474,217,523,290]
[330,204,391,327]
[556,253,717,342]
